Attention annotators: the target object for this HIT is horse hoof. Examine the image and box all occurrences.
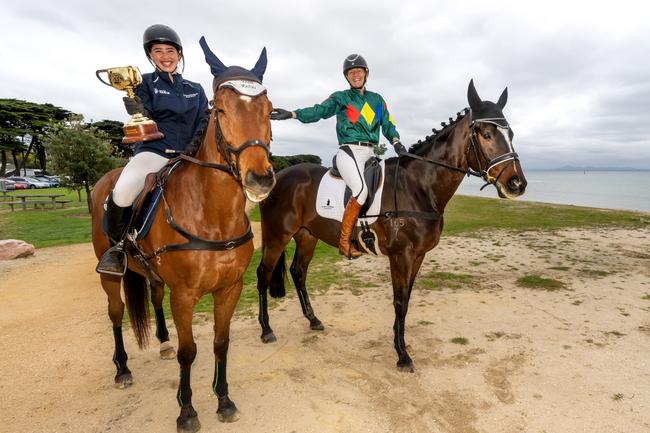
[397,360,415,373]
[309,319,324,331]
[176,416,201,433]
[160,341,177,360]
[217,397,239,423]
[261,332,277,344]
[114,372,133,389]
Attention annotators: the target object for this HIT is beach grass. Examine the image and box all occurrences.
[450,337,470,345]
[443,195,648,235]
[516,275,566,291]
[2,192,647,319]
[2,193,647,248]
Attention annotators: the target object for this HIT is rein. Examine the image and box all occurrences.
[400,115,519,187]
[372,113,519,221]
[133,102,268,261]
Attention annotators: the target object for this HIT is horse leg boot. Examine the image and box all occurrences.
[338,197,362,259]
[96,193,133,276]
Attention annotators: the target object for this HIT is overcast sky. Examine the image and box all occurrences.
[2,0,649,169]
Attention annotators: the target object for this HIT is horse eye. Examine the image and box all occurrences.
[483,132,492,139]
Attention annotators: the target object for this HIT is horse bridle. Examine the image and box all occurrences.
[381,112,520,221]
[132,91,271,268]
[212,105,271,181]
[399,111,519,188]
[467,117,519,190]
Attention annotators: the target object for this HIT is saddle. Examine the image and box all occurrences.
[102,160,183,241]
[329,155,383,214]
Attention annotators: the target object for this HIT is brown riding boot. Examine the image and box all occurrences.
[338,197,363,259]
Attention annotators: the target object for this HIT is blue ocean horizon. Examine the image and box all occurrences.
[456,170,650,213]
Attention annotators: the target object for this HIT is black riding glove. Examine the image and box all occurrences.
[270,108,294,120]
[123,96,146,116]
[393,139,407,155]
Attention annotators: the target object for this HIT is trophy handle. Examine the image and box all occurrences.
[95,69,113,87]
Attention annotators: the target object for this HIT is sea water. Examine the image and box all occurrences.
[456,170,650,213]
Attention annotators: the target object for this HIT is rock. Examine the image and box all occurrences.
[0,239,35,260]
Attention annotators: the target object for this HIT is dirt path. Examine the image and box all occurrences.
[1,227,649,433]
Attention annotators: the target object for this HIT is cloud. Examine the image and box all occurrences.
[1,0,649,169]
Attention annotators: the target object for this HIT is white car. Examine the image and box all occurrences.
[8,176,50,189]
[0,178,17,191]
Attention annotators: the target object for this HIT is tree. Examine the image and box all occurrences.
[92,119,134,159]
[0,99,71,175]
[270,153,322,172]
[44,116,124,212]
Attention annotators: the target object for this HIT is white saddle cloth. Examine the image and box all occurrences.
[314,160,386,225]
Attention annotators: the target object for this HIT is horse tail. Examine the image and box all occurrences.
[269,250,287,298]
[123,269,150,349]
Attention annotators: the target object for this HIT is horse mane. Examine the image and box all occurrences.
[184,108,212,156]
[408,107,470,155]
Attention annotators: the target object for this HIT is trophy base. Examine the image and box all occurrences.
[122,122,164,144]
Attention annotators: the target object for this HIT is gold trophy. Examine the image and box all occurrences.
[96,66,164,144]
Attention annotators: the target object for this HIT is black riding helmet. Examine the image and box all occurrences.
[343,54,369,87]
[143,24,184,72]
[143,24,183,54]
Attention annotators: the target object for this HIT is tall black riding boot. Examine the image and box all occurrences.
[96,193,133,276]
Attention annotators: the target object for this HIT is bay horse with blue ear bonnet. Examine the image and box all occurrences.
[91,36,275,432]
[257,79,526,372]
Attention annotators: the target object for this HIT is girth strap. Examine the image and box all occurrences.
[381,210,441,220]
[140,208,253,260]
[364,156,442,221]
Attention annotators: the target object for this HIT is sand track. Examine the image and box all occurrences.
[1,227,649,433]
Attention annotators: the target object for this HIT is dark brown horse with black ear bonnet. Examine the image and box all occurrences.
[257,79,526,372]
[92,37,275,432]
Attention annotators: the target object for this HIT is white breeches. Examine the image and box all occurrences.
[335,144,375,205]
[112,152,169,207]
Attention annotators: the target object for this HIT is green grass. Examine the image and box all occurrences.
[3,191,649,319]
[450,337,469,345]
[163,239,344,318]
[516,275,566,291]
[2,192,647,248]
[0,187,91,248]
[444,195,649,235]
[417,271,476,291]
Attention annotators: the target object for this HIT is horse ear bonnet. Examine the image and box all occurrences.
[200,36,267,90]
[467,79,507,125]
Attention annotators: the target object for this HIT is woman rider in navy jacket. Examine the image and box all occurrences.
[96,24,209,276]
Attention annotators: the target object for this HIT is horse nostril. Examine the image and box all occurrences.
[508,177,521,192]
[246,168,276,189]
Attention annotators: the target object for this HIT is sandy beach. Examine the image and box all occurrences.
[1,225,649,433]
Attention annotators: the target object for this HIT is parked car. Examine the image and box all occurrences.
[0,178,16,191]
[12,180,29,189]
[34,176,60,187]
[8,176,50,189]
